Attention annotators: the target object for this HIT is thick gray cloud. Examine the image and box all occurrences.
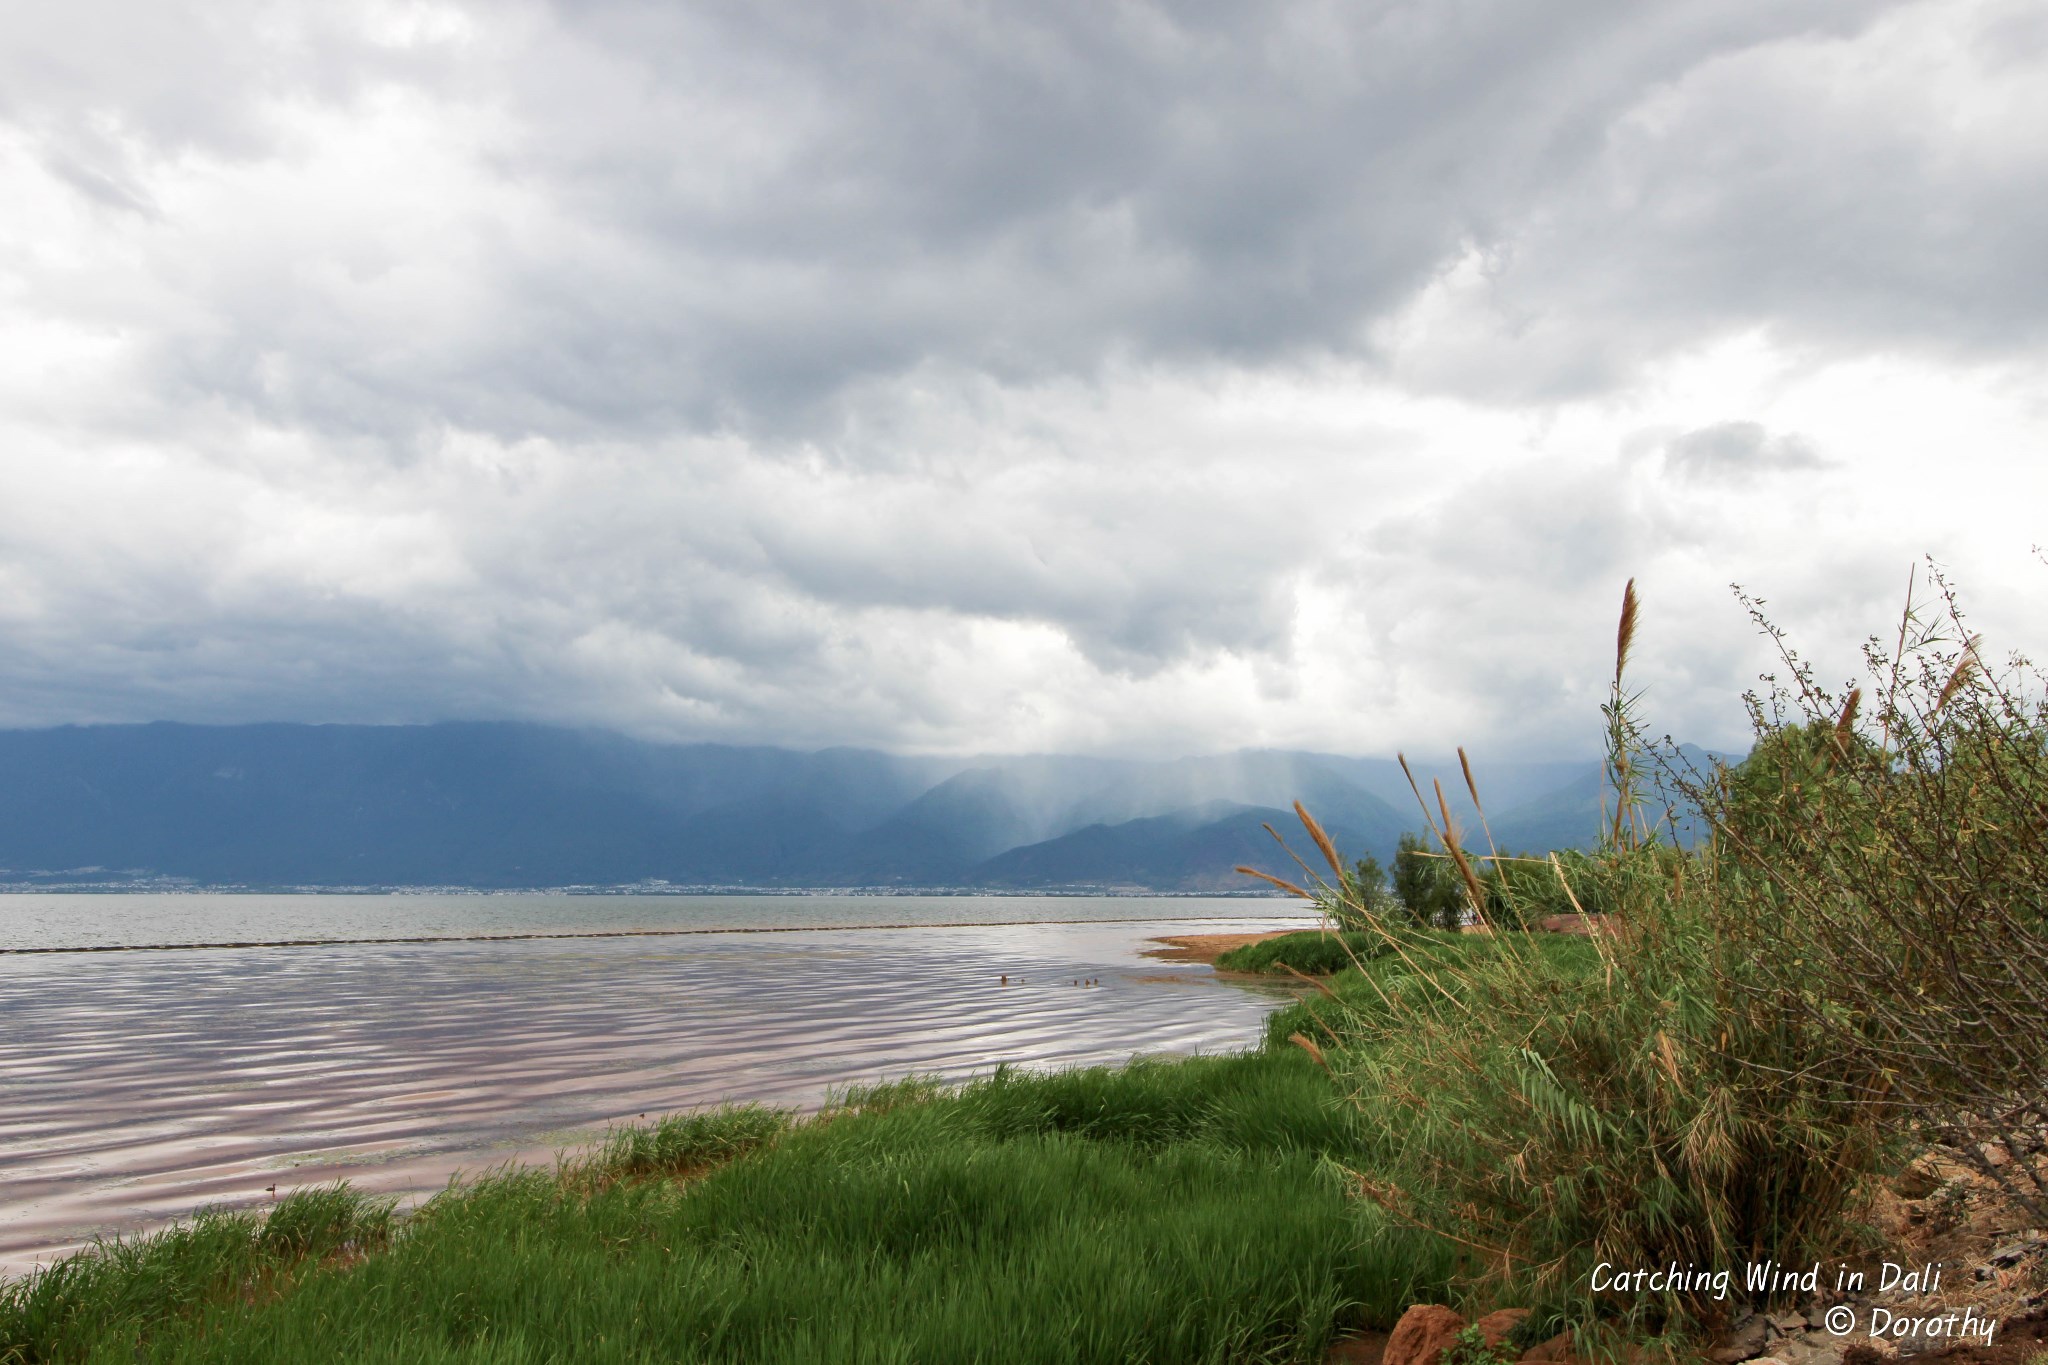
[3,0,1899,436]
[1664,423,1829,481]
[0,0,2043,757]
[1384,0,2048,399]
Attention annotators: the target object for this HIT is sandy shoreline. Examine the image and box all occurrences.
[1140,930,1297,965]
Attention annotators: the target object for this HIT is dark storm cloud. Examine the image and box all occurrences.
[454,0,1900,432]
[10,0,1897,439]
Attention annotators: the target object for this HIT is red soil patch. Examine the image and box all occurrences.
[1326,1329,1390,1364]
[1141,932,1294,965]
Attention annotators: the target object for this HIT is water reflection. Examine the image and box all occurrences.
[0,916,1306,1274]
[0,891,1288,952]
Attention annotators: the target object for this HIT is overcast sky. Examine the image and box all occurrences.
[2,0,2045,760]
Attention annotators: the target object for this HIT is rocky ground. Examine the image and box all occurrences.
[1334,1136,2048,1365]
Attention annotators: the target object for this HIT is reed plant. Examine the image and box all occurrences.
[1246,580,1898,1335]
[1328,857,1886,1332]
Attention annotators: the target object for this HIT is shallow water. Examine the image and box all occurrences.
[0,891,1283,952]
[0,906,1313,1274]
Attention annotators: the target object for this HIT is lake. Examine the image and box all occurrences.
[0,894,1316,1274]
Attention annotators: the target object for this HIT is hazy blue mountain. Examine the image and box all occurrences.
[1484,771,1604,854]
[1482,744,1732,854]
[781,751,1414,887]
[1310,752,1603,835]
[780,770,1042,886]
[0,723,957,888]
[0,721,1635,891]
[1057,751,1395,828]
[972,796,1410,893]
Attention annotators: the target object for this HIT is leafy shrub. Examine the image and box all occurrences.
[1686,566,2048,1215]
[1394,832,1466,929]
[1334,866,1886,1329]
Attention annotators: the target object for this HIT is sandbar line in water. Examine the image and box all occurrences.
[0,913,1308,956]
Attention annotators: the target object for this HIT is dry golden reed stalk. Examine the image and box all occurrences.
[1233,865,1316,900]
[1293,800,1344,879]
[1459,745,1499,856]
[1614,578,1639,688]
[1607,577,1644,849]
[1935,635,1982,713]
[1832,687,1862,751]
[1286,1032,1332,1073]
[1433,779,1492,926]
[1398,752,1447,845]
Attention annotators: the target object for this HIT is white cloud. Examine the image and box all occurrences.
[0,0,2042,760]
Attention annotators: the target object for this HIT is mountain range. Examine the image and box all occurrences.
[0,722,1725,892]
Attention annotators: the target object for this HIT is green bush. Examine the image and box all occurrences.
[1692,570,2048,1215]
[1393,833,1465,930]
[1473,848,1622,930]
[1215,929,1407,976]
[1260,579,1923,1333]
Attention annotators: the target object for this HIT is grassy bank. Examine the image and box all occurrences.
[1,1052,1459,1364]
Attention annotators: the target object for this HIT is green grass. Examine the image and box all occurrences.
[0,1185,393,1364]
[1213,929,1401,976]
[1,1053,1455,1365]
[589,1104,792,1181]
[1309,878,1891,1330]
[1261,931,1599,1050]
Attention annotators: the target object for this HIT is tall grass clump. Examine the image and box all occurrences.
[1331,851,1883,1332]
[1251,579,1897,1334]
[588,1104,793,1182]
[1688,563,2048,1215]
[0,1185,391,1364]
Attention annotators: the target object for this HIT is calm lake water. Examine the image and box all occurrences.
[0,890,1289,952]
[0,894,1315,1275]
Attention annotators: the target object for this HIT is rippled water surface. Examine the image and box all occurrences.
[0,896,1312,1274]
[0,891,1282,952]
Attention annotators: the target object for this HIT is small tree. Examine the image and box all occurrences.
[1392,831,1464,930]
[1325,853,1400,932]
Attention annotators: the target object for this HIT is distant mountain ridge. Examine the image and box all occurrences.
[0,722,1713,893]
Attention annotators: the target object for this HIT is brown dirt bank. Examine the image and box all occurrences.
[1141,931,1293,965]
